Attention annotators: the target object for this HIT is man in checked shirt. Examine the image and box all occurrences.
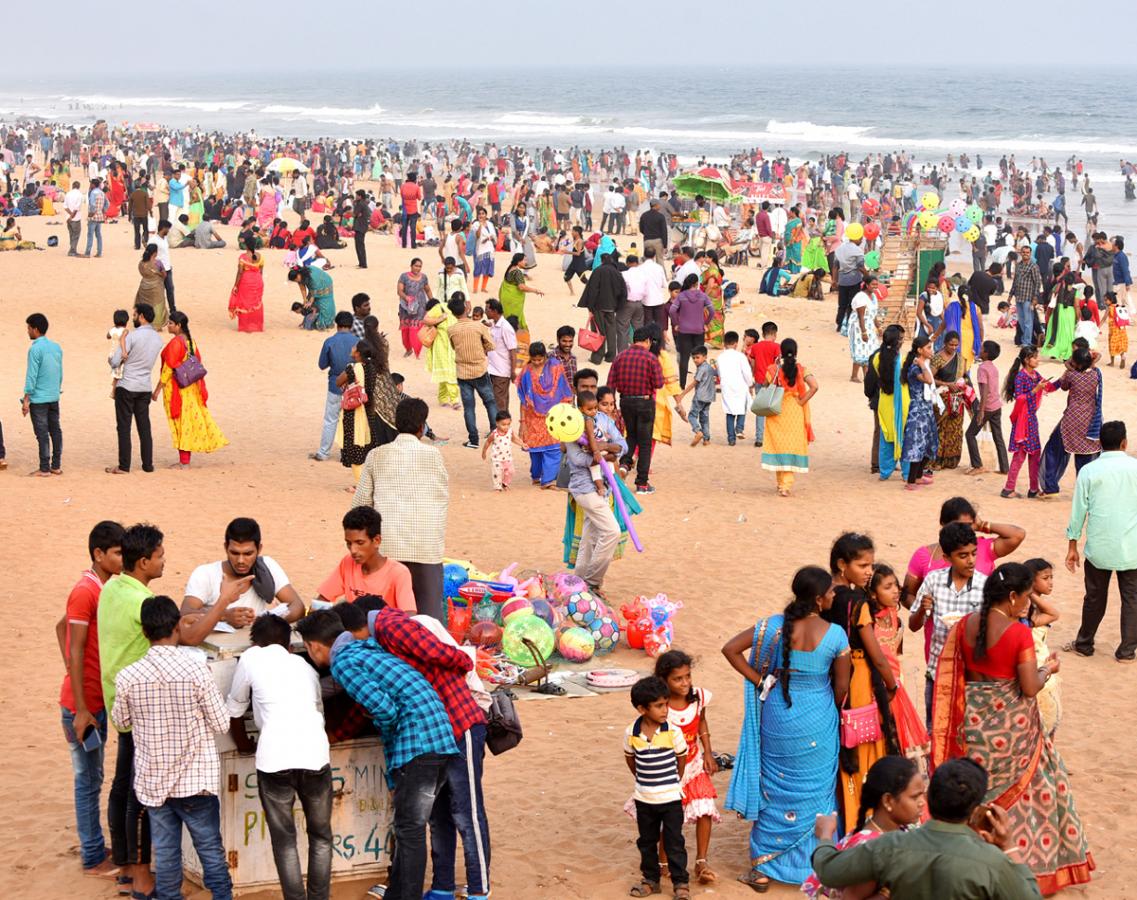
[298,609,458,900]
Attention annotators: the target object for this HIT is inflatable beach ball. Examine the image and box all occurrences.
[466,620,503,650]
[590,615,621,653]
[557,626,596,662]
[443,563,469,600]
[502,616,555,666]
[500,596,535,624]
[551,572,587,602]
[545,403,584,443]
[530,598,560,629]
[845,222,864,242]
[564,591,603,627]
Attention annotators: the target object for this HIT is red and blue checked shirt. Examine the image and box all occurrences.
[370,606,485,740]
[330,635,457,774]
[607,345,664,398]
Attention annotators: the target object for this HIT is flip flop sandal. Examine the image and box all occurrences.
[739,869,771,893]
[673,886,691,900]
[629,881,661,897]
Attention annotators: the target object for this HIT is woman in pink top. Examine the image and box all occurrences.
[901,496,1026,662]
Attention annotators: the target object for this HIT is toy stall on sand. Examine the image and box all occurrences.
[619,594,683,658]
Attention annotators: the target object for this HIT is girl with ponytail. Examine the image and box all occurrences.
[723,567,851,889]
[931,560,1092,892]
[801,755,924,898]
[1000,345,1053,498]
[759,337,820,497]
[154,310,228,468]
[900,336,937,489]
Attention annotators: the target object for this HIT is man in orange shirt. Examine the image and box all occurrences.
[317,507,416,611]
[400,172,424,249]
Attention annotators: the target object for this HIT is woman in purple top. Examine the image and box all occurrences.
[668,272,714,388]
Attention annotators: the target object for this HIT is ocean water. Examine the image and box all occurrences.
[4,65,1137,234]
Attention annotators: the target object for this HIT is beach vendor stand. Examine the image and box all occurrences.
[183,629,392,894]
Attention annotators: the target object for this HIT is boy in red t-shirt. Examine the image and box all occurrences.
[744,321,780,447]
[317,506,416,612]
[55,520,125,875]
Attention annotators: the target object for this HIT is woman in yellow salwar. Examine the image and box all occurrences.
[871,325,910,481]
[153,312,228,469]
[700,249,726,349]
[761,338,818,496]
[421,297,459,408]
[651,327,685,448]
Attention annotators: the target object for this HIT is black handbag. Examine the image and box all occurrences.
[485,689,523,755]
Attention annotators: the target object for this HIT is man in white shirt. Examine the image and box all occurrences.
[485,299,518,416]
[639,247,670,337]
[63,180,84,256]
[618,255,650,354]
[180,517,305,645]
[602,186,617,234]
[610,188,627,234]
[673,246,700,288]
[152,219,177,312]
[226,614,332,900]
[718,330,755,445]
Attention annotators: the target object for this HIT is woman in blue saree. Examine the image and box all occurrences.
[783,206,806,274]
[722,566,851,891]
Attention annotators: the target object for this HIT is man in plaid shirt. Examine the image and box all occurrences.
[112,596,232,900]
[298,610,457,900]
[83,176,106,258]
[607,326,664,493]
[1009,244,1042,347]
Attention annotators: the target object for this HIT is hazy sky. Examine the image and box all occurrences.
[9,1,1137,72]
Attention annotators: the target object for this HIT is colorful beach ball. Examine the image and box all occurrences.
[551,572,587,602]
[500,596,535,624]
[590,615,621,653]
[502,616,555,666]
[545,403,584,443]
[530,598,559,629]
[557,626,596,662]
[443,563,469,600]
[564,591,603,627]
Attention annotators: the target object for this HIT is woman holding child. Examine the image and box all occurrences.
[516,341,573,487]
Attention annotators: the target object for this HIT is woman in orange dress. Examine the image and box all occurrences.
[228,235,265,333]
[105,164,126,221]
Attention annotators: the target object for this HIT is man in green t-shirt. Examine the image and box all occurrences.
[97,523,165,898]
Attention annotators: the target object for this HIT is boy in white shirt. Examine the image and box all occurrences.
[717,330,755,445]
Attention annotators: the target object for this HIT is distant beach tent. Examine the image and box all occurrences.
[266,157,309,174]
[672,167,740,203]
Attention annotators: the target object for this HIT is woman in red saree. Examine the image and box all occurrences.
[228,235,265,332]
[153,312,228,468]
[932,562,1093,896]
[105,165,126,221]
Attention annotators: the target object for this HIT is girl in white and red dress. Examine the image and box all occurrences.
[656,649,720,885]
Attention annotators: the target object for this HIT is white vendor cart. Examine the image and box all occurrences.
[183,631,393,894]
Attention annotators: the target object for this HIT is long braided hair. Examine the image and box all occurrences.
[169,310,195,356]
[975,562,1033,660]
[855,756,919,832]
[779,566,833,707]
[779,338,800,388]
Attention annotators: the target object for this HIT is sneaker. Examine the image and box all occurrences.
[635,483,656,495]
[754,439,763,447]
[365,884,386,899]
[462,440,479,449]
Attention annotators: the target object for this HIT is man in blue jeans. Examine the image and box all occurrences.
[446,296,498,448]
[311,311,358,461]
[57,520,125,877]
[22,312,63,476]
[298,610,458,900]
[112,596,233,900]
[84,176,106,257]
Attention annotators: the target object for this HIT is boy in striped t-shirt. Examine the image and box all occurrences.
[624,676,689,898]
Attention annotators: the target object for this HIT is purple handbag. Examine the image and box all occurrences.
[173,351,207,388]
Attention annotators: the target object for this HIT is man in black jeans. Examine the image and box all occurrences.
[21,312,64,476]
[353,190,370,268]
[834,232,868,330]
[578,252,628,364]
[228,614,333,900]
[107,304,164,475]
[608,327,664,495]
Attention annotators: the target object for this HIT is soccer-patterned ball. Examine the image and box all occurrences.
[557,626,596,662]
[564,591,602,627]
[500,597,534,625]
[590,615,621,653]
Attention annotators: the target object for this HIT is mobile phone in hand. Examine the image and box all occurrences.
[81,724,103,753]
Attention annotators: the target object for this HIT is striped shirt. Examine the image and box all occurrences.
[623,717,686,804]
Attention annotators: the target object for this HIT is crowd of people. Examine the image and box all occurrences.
[7,117,1137,900]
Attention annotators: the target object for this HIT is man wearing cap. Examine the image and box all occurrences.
[834,231,868,332]
[639,199,669,266]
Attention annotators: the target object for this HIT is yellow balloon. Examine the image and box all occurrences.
[546,403,584,442]
[845,222,864,242]
[964,226,981,243]
[921,191,939,210]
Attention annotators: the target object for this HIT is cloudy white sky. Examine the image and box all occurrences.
[10,0,1137,72]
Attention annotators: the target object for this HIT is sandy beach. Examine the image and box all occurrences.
[1,195,1134,900]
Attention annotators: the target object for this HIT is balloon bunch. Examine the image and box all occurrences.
[912,191,983,243]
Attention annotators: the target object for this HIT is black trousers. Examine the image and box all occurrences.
[965,408,1009,473]
[354,230,367,267]
[402,561,444,622]
[108,731,150,866]
[620,397,655,487]
[836,283,859,329]
[114,388,154,472]
[132,216,149,250]
[1074,560,1137,660]
[643,304,669,336]
[163,269,177,313]
[587,309,618,364]
[634,800,687,886]
[675,332,701,389]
